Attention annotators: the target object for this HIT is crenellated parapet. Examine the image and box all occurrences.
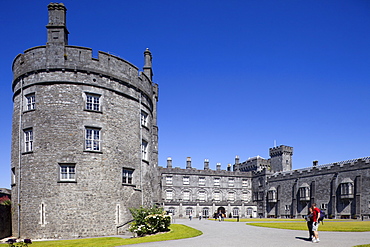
[12,46,156,109]
[269,145,293,157]
[268,157,370,181]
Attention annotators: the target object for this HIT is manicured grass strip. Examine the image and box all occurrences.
[218,218,303,222]
[354,245,370,247]
[0,224,202,247]
[246,221,370,232]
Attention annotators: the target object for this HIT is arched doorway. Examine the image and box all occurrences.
[217,206,226,214]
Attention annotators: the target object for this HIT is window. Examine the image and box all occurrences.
[228,178,234,187]
[168,207,175,216]
[24,129,33,152]
[183,190,190,201]
[299,185,310,201]
[85,93,100,111]
[214,178,220,186]
[340,179,354,199]
[202,207,209,218]
[242,191,251,202]
[166,176,172,185]
[85,128,101,151]
[165,190,173,200]
[246,207,253,216]
[268,187,277,202]
[141,111,148,127]
[183,176,189,185]
[185,207,193,216]
[199,177,205,186]
[11,167,15,185]
[228,191,235,201]
[213,191,220,201]
[242,179,249,187]
[232,207,239,217]
[26,93,35,111]
[198,191,206,201]
[141,140,148,160]
[122,168,134,184]
[60,164,76,181]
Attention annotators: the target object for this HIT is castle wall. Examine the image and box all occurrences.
[253,158,370,219]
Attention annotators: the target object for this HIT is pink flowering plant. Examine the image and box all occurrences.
[129,206,171,237]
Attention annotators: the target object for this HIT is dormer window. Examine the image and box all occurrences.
[299,183,310,201]
[340,178,354,199]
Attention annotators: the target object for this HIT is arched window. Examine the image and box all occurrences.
[183,190,191,201]
[232,207,239,217]
[202,207,209,218]
[246,207,253,216]
[185,207,193,216]
[213,191,221,201]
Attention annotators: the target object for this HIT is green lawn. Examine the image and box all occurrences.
[0,224,202,247]
[246,220,370,232]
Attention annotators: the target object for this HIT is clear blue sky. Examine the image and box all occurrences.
[1,0,369,189]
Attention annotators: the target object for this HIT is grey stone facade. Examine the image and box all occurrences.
[253,157,370,219]
[11,3,159,239]
[159,158,257,219]
[160,146,370,221]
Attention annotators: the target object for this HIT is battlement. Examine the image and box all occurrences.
[269,145,293,157]
[12,45,155,100]
[268,157,370,180]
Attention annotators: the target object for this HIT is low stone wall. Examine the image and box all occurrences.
[0,205,11,239]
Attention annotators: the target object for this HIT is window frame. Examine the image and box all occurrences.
[25,93,36,111]
[85,93,101,112]
[141,140,148,161]
[122,168,134,185]
[141,111,149,128]
[59,164,76,182]
[24,128,33,153]
[214,177,220,186]
[183,176,190,185]
[85,127,101,152]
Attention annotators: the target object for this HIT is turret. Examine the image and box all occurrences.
[269,145,293,173]
[143,48,153,80]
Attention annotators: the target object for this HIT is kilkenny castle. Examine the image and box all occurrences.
[9,3,370,240]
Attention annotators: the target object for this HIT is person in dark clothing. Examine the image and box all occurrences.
[306,207,314,240]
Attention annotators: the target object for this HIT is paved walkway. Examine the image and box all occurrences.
[120,219,370,247]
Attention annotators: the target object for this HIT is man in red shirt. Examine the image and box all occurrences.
[311,203,321,243]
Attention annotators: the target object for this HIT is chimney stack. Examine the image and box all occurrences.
[204,159,209,170]
[216,162,221,171]
[186,157,192,169]
[167,157,172,168]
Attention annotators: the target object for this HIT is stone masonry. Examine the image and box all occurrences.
[11,3,159,239]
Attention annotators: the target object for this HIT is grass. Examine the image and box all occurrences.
[0,224,202,247]
[246,220,370,232]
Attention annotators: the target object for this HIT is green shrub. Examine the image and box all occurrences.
[129,206,171,237]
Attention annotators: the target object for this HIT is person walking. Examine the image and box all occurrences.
[199,212,202,220]
[311,203,321,243]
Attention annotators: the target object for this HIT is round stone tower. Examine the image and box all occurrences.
[11,3,159,239]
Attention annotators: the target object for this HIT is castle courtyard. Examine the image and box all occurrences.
[122,219,370,247]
